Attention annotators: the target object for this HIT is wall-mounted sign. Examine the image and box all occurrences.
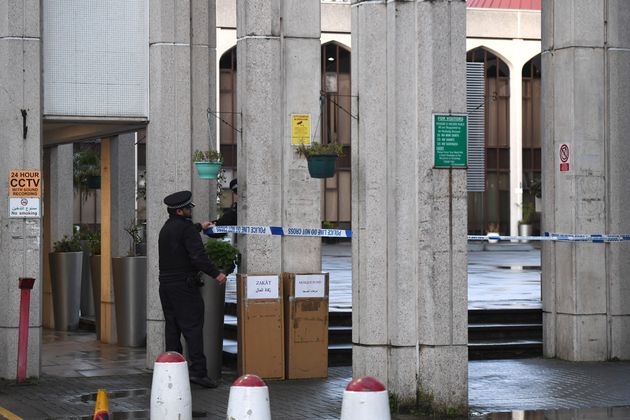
[559,143,570,172]
[295,274,326,298]
[9,197,40,218]
[246,275,280,300]
[433,114,468,168]
[291,114,311,146]
[9,170,41,197]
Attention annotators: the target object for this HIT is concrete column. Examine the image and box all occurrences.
[509,66,523,236]
[236,0,321,274]
[146,0,216,367]
[110,134,136,258]
[0,0,43,379]
[352,0,467,413]
[542,0,630,360]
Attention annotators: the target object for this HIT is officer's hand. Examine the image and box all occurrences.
[201,221,214,230]
[215,272,227,284]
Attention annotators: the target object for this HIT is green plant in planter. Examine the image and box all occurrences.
[192,149,223,163]
[73,149,101,199]
[204,240,239,275]
[295,142,344,178]
[53,233,83,253]
[124,220,146,257]
[519,201,535,225]
[294,142,344,158]
[88,230,101,255]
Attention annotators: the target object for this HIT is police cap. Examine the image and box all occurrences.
[163,190,195,209]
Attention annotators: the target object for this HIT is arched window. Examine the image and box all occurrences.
[219,47,237,209]
[522,54,541,229]
[467,47,510,235]
[321,42,352,228]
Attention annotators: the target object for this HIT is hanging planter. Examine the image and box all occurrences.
[307,154,338,178]
[295,142,343,179]
[86,175,101,189]
[193,150,223,180]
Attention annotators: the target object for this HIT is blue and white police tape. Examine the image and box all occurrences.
[204,225,352,238]
[468,232,630,243]
[204,225,630,242]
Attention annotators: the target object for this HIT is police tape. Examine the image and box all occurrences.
[205,225,352,238]
[468,232,630,243]
[204,225,630,242]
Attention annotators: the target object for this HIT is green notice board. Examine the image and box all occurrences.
[433,113,468,168]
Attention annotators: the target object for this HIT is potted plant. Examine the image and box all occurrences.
[193,149,223,180]
[73,149,101,195]
[295,142,344,178]
[528,176,542,212]
[111,220,147,347]
[518,202,535,242]
[76,226,97,321]
[49,232,84,331]
[205,239,239,275]
[486,223,500,244]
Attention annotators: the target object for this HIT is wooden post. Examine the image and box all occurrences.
[100,138,115,343]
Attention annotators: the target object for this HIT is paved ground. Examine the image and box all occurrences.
[3,243,629,419]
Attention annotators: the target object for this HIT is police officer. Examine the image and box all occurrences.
[206,178,237,238]
[159,190,227,388]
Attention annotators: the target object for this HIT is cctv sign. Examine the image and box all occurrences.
[8,170,41,218]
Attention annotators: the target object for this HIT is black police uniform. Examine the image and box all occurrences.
[158,191,220,380]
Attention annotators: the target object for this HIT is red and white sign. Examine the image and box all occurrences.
[559,143,570,172]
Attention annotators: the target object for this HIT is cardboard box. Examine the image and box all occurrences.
[283,272,329,379]
[237,273,285,380]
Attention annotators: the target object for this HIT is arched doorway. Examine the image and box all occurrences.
[467,47,511,235]
[321,42,352,229]
[218,46,238,211]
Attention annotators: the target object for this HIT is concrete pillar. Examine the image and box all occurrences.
[542,0,630,361]
[110,134,137,258]
[236,0,321,274]
[0,0,42,378]
[509,66,523,236]
[352,0,467,413]
[146,0,216,367]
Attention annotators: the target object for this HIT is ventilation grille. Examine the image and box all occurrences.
[466,62,485,192]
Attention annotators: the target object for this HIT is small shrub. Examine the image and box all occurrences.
[192,149,223,163]
[205,240,239,275]
[295,142,343,158]
[53,234,82,253]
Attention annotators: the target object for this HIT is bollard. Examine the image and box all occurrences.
[226,374,271,420]
[150,352,192,420]
[16,277,35,383]
[93,389,110,420]
[340,376,391,420]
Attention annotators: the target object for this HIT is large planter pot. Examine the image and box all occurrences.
[90,255,102,340]
[194,161,222,179]
[49,251,83,331]
[307,154,338,178]
[112,256,147,347]
[518,224,532,243]
[202,272,227,380]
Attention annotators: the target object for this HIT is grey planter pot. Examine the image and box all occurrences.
[49,251,83,331]
[201,273,227,380]
[112,256,147,347]
[519,224,532,243]
[90,255,101,340]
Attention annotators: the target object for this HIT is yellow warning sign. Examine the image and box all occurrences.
[9,170,41,197]
[291,114,311,146]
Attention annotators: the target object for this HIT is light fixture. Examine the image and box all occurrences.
[327,56,335,62]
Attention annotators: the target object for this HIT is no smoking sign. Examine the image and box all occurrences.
[559,143,570,172]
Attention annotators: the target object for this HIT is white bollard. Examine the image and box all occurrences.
[226,374,271,420]
[150,351,192,420]
[340,376,391,420]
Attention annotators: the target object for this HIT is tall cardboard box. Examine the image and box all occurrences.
[237,273,284,380]
[283,272,329,379]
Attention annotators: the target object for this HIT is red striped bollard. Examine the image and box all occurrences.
[340,376,391,420]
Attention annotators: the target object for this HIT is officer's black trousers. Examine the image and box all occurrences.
[159,281,207,377]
